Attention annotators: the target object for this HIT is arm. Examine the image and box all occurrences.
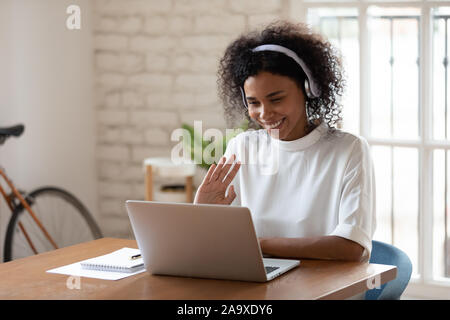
[259,235,365,262]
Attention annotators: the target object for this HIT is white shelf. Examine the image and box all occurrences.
[143,157,196,178]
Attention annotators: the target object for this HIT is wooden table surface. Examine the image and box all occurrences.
[0,237,397,300]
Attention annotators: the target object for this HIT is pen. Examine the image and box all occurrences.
[130,254,141,260]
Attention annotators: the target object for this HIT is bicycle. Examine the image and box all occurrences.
[0,124,103,262]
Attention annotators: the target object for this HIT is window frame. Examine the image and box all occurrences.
[290,0,450,299]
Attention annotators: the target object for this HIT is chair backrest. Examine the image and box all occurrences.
[365,240,413,300]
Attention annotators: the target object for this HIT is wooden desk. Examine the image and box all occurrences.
[0,238,397,300]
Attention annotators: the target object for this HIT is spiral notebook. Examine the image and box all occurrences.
[80,247,144,273]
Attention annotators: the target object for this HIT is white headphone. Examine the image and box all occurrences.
[240,44,321,109]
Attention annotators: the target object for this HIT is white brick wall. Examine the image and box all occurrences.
[194,15,246,34]
[93,0,286,239]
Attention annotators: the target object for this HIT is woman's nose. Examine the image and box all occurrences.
[259,104,273,120]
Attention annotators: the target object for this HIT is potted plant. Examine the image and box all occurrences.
[180,119,249,170]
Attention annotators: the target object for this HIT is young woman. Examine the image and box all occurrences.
[193,21,376,263]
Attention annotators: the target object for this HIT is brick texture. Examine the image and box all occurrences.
[93,0,284,239]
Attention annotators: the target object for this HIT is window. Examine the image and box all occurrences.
[432,7,450,279]
[292,0,450,295]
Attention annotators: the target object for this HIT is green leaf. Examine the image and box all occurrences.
[180,121,249,169]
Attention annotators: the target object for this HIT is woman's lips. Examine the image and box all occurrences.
[263,118,285,130]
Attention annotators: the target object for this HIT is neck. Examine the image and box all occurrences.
[281,120,318,141]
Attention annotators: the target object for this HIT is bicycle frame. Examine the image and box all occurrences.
[0,167,58,255]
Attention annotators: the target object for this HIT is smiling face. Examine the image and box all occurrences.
[243,71,309,141]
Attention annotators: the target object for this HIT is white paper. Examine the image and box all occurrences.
[46,250,147,280]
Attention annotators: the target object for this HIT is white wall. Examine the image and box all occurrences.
[92,0,287,238]
[0,0,98,251]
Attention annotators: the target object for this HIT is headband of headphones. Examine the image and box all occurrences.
[240,44,321,108]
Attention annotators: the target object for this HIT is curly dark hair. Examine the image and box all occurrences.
[217,20,345,130]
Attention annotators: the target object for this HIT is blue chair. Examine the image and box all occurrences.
[365,240,413,300]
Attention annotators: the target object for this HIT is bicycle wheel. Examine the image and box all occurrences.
[4,187,103,262]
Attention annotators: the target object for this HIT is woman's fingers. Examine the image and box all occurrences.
[217,154,236,182]
[196,154,240,205]
[201,154,241,200]
[209,155,227,182]
[222,160,241,186]
[202,163,217,185]
[224,185,236,205]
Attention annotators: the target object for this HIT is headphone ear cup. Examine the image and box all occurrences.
[304,79,314,99]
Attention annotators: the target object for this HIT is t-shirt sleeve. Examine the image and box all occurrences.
[329,137,377,260]
[222,136,241,206]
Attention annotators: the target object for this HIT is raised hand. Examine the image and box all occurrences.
[193,154,241,205]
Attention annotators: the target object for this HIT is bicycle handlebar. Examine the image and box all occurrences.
[0,124,25,145]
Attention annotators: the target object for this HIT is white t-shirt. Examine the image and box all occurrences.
[222,121,376,260]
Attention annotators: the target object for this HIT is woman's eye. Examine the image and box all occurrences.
[271,98,282,103]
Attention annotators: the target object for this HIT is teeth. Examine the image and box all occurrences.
[265,119,283,129]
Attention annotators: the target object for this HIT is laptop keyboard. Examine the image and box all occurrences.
[265,266,280,274]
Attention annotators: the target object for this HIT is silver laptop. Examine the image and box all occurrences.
[125,200,300,282]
